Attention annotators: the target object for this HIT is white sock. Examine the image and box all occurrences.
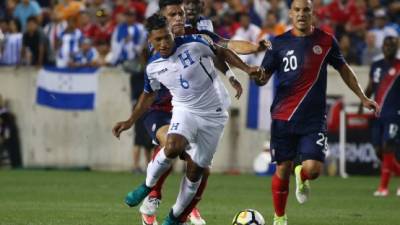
[145,148,172,187]
[172,176,202,217]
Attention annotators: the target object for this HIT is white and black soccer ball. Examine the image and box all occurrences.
[232,209,266,225]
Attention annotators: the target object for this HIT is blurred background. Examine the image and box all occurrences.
[0,0,399,175]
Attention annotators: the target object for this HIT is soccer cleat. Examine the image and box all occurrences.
[273,214,287,225]
[140,196,161,215]
[125,183,151,207]
[294,165,310,204]
[396,188,400,197]
[188,208,206,225]
[162,211,188,225]
[373,188,389,197]
[142,214,158,225]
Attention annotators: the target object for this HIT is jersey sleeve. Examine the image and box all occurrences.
[327,37,346,70]
[143,70,160,93]
[261,39,279,73]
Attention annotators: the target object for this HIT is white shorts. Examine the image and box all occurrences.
[168,108,228,168]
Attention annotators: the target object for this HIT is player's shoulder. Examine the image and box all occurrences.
[174,34,210,48]
[146,53,168,75]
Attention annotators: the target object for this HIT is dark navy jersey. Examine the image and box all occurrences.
[261,28,346,123]
[370,58,400,120]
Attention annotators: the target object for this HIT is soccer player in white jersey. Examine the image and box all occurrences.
[123,14,263,225]
[113,1,269,224]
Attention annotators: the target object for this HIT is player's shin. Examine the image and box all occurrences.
[171,176,202,218]
[145,148,173,187]
[271,174,289,217]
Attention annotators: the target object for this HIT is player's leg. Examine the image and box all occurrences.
[296,129,327,204]
[126,133,189,207]
[163,113,227,225]
[270,120,297,225]
[374,120,400,196]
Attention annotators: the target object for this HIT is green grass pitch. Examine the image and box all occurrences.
[0,170,399,225]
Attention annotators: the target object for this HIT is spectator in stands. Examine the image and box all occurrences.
[78,11,96,39]
[339,34,360,64]
[13,0,42,31]
[233,13,261,64]
[0,94,22,169]
[361,31,381,65]
[95,40,111,66]
[257,10,286,39]
[1,0,17,21]
[89,8,115,45]
[43,10,67,63]
[86,0,112,22]
[21,16,51,67]
[369,8,398,49]
[109,9,147,66]
[55,17,83,68]
[69,37,100,67]
[0,19,22,65]
[54,0,85,21]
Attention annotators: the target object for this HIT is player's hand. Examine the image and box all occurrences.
[229,77,243,99]
[361,97,380,116]
[257,40,272,52]
[246,65,262,79]
[112,120,134,139]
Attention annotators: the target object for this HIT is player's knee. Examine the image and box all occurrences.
[276,161,293,179]
[165,134,187,158]
[303,167,321,180]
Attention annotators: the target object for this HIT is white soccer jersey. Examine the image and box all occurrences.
[145,35,224,116]
[193,17,231,110]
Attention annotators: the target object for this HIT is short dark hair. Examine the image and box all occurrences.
[26,16,38,24]
[159,0,183,9]
[145,13,168,33]
[10,18,21,32]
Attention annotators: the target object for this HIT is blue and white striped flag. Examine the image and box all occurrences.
[36,66,99,110]
[246,78,274,131]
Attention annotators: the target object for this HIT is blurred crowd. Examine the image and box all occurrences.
[0,0,398,68]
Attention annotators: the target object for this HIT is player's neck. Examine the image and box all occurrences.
[292,26,314,37]
[384,56,396,63]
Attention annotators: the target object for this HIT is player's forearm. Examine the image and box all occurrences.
[227,40,259,55]
[127,92,156,123]
[339,64,368,100]
[216,46,251,74]
[364,81,374,99]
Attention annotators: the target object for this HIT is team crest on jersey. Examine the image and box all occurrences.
[286,50,294,56]
[313,45,322,55]
[389,68,396,76]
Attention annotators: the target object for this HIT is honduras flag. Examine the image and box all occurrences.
[36,66,99,110]
[246,77,275,131]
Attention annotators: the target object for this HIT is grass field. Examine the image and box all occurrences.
[0,170,399,225]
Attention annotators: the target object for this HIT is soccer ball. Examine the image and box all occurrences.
[232,209,265,225]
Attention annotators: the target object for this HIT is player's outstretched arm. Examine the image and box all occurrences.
[338,64,380,115]
[226,39,271,55]
[199,30,269,55]
[112,92,156,139]
[213,44,262,78]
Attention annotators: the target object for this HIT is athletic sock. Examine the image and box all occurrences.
[172,176,202,218]
[149,166,173,199]
[145,148,172,188]
[178,173,209,222]
[272,174,289,217]
[379,152,392,190]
